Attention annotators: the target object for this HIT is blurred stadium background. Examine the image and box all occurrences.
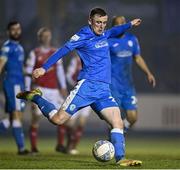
[0,0,179,168]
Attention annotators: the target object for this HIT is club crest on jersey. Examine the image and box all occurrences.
[95,40,108,48]
[70,34,80,42]
[69,104,76,111]
[128,40,133,47]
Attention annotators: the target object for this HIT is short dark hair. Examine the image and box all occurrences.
[89,8,107,18]
[7,21,20,30]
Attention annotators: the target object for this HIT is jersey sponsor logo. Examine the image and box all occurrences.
[128,40,133,47]
[116,50,133,58]
[95,40,108,48]
[70,34,80,42]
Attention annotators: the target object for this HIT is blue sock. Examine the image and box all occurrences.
[111,128,125,162]
[12,120,25,151]
[32,95,57,118]
[0,119,10,133]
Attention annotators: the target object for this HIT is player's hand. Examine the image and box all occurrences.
[32,67,46,79]
[131,19,142,26]
[147,73,156,88]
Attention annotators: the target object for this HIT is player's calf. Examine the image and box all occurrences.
[16,89,71,125]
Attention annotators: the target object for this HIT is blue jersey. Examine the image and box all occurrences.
[108,32,141,91]
[43,23,132,84]
[0,40,25,83]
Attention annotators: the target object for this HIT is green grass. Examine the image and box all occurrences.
[0,136,180,169]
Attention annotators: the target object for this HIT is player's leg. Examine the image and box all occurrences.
[65,116,78,154]
[11,110,28,154]
[124,110,137,127]
[0,84,11,133]
[91,94,142,166]
[49,89,67,153]
[122,95,138,132]
[16,88,69,124]
[56,124,67,152]
[66,106,91,154]
[100,107,125,161]
[16,80,90,126]
[29,104,41,153]
[4,83,28,154]
[91,95,125,161]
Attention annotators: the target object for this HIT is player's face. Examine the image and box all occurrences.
[39,31,52,46]
[8,23,22,41]
[90,14,108,35]
[114,17,126,26]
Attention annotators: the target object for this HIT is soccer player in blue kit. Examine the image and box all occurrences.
[17,8,142,166]
[0,21,29,154]
[109,16,156,131]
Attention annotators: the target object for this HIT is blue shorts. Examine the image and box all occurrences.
[111,87,138,111]
[62,79,118,116]
[3,80,25,113]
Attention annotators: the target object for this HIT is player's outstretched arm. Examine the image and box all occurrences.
[32,46,71,79]
[135,55,156,87]
[32,67,46,79]
[108,18,141,38]
[131,19,142,26]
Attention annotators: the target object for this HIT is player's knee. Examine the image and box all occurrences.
[50,110,71,125]
[31,113,41,125]
[12,119,22,128]
[12,111,23,120]
[127,111,137,125]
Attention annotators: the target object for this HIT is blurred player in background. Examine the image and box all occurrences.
[61,54,91,155]
[17,8,142,166]
[109,16,156,132]
[25,27,67,153]
[0,21,29,155]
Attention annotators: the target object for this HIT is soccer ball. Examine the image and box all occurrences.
[92,140,115,162]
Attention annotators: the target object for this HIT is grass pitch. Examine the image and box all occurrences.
[0,135,180,169]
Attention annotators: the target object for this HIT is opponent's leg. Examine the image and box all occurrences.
[29,105,41,153]
[56,124,67,153]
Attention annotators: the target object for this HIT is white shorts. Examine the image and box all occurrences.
[33,86,64,115]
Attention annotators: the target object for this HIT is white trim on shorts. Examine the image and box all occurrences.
[62,79,85,111]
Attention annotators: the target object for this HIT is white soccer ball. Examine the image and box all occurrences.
[92,140,115,162]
